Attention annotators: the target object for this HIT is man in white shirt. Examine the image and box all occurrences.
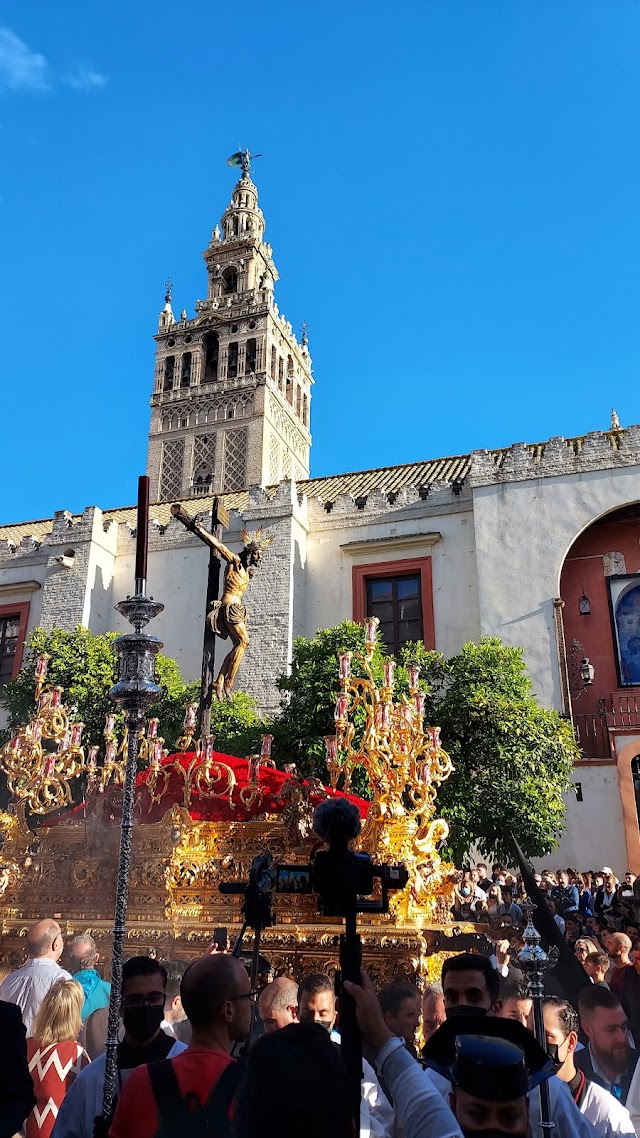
[0,918,71,1035]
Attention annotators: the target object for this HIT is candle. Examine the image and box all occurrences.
[31,722,43,743]
[364,616,380,645]
[407,665,420,690]
[148,718,159,739]
[135,474,150,592]
[414,692,426,719]
[339,652,352,679]
[324,735,338,762]
[58,731,71,753]
[260,734,273,758]
[248,755,261,783]
[184,704,198,731]
[204,736,215,762]
[429,727,441,749]
[383,661,395,689]
[50,686,63,708]
[334,694,349,723]
[379,702,391,729]
[35,654,49,679]
[87,746,99,770]
[106,740,117,764]
[104,715,116,735]
[70,723,84,746]
[44,755,55,777]
[153,740,164,767]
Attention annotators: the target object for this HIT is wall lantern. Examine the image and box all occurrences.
[580,657,595,686]
[578,591,591,616]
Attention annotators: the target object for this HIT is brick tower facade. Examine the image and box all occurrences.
[146,158,313,502]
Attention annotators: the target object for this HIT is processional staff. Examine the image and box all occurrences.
[98,476,164,1134]
[517,899,559,1138]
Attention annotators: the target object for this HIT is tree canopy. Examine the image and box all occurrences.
[1,626,265,757]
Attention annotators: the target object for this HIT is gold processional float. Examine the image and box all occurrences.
[0,618,471,983]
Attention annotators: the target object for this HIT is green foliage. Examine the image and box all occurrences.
[208,690,267,758]
[271,628,579,862]
[271,621,386,792]
[418,638,579,863]
[1,626,267,762]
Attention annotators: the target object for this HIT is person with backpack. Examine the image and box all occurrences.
[108,953,252,1138]
[52,956,185,1138]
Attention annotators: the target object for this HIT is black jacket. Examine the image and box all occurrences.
[0,999,36,1138]
[574,1044,640,1106]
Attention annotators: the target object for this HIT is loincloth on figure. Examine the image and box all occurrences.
[208,600,248,640]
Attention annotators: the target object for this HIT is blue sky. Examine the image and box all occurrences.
[2,1,640,523]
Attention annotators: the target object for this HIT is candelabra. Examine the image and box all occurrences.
[0,655,87,815]
[326,616,452,816]
[516,900,559,1138]
[323,618,456,916]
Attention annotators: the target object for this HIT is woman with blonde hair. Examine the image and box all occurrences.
[574,936,602,967]
[26,977,90,1138]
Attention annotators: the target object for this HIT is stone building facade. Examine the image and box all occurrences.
[2,166,640,874]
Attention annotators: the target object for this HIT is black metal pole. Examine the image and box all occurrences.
[100,712,141,1121]
[339,907,363,1133]
[99,592,164,1129]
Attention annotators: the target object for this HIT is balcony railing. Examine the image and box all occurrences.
[573,693,640,760]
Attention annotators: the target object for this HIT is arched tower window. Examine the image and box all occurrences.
[203,332,219,383]
[278,357,284,390]
[303,393,309,427]
[246,338,257,373]
[295,386,302,417]
[270,345,276,379]
[163,356,175,391]
[223,267,238,294]
[228,342,239,379]
[180,352,192,387]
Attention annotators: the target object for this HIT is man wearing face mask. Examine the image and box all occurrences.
[52,956,186,1138]
[543,996,635,1136]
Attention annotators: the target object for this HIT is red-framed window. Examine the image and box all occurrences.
[352,557,435,655]
[0,602,30,696]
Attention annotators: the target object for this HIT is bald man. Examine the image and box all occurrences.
[258,977,299,1034]
[110,953,251,1138]
[0,917,71,1034]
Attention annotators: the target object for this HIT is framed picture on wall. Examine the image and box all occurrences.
[608,573,640,687]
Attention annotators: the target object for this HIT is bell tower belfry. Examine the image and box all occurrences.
[146,152,313,502]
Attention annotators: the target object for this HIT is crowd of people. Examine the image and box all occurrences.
[2,861,640,1137]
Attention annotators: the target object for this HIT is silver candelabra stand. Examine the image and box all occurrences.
[517,899,559,1138]
[100,590,164,1126]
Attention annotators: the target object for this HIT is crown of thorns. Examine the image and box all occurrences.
[241,528,273,551]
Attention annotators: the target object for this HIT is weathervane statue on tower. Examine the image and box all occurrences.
[227,148,262,178]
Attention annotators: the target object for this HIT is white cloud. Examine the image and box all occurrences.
[64,66,108,92]
[0,27,50,91]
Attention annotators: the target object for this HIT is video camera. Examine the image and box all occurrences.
[218,798,409,1130]
[275,798,409,917]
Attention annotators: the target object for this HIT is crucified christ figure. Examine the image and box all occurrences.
[170,504,270,701]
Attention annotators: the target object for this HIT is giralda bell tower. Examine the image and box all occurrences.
[146,151,312,502]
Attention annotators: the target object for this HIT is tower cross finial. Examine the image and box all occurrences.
[163,277,174,302]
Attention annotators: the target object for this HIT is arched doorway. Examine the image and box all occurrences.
[559,503,640,759]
